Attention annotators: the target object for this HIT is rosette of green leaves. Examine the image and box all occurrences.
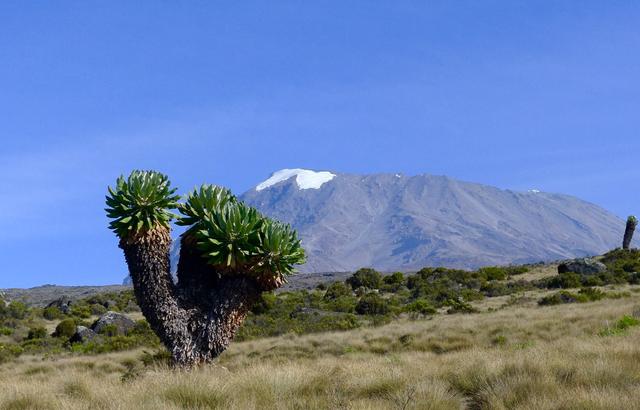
[185,198,306,277]
[177,185,237,232]
[254,219,306,276]
[105,171,180,238]
[195,202,263,269]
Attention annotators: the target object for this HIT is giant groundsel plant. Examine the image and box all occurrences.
[105,170,305,367]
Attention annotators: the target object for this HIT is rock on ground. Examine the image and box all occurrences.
[557,258,607,275]
[70,326,98,343]
[91,311,136,335]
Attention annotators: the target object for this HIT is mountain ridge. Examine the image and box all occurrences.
[239,169,630,273]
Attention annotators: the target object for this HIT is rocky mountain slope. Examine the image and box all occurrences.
[239,169,630,273]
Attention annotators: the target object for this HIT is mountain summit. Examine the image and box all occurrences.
[240,169,628,273]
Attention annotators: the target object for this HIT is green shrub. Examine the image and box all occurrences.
[54,319,77,338]
[97,324,118,337]
[323,281,352,300]
[0,327,13,336]
[578,287,606,301]
[477,267,508,281]
[251,293,277,314]
[599,315,640,336]
[7,301,27,320]
[505,266,530,275]
[538,291,581,305]
[323,295,358,313]
[42,306,63,320]
[404,299,436,315]
[539,288,606,306]
[546,273,582,289]
[384,272,405,285]
[0,343,23,363]
[445,298,477,314]
[69,304,91,319]
[128,320,157,339]
[90,303,108,316]
[355,293,389,315]
[27,327,48,340]
[347,268,383,290]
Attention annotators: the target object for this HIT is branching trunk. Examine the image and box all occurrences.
[120,228,261,367]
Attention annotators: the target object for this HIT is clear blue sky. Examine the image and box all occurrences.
[1,2,639,288]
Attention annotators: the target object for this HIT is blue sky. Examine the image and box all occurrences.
[1,2,639,287]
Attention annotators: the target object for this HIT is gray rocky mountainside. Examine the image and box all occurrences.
[239,169,631,273]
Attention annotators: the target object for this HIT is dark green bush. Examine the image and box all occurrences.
[404,299,436,315]
[0,343,23,363]
[90,304,108,316]
[251,293,277,314]
[539,291,579,305]
[54,319,77,338]
[445,298,477,314]
[323,281,352,300]
[538,288,605,306]
[98,324,118,337]
[42,306,63,320]
[347,268,383,290]
[546,272,582,289]
[69,305,91,319]
[355,293,389,315]
[384,272,405,285]
[7,301,27,320]
[477,267,508,281]
[27,326,48,340]
[323,295,358,313]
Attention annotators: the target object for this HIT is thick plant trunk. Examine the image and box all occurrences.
[120,228,261,367]
[623,219,637,250]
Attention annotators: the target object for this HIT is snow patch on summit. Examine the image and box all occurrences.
[256,169,336,191]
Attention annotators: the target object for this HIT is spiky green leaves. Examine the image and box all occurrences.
[176,185,236,230]
[178,185,306,277]
[196,202,262,269]
[191,196,306,277]
[105,171,180,238]
[256,220,306,276]
[628,216,638,226]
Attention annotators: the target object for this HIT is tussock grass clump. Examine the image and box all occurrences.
[163,384,225,409]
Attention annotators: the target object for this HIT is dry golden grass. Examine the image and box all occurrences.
[2,294,640,409]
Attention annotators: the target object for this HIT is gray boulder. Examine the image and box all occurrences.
[91,311,136,336]
[70,326,98,344]
[558,258,607,275]
[46,296,73,314]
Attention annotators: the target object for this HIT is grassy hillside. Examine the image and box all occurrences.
[1,291,640,409]
[1,250,640,408]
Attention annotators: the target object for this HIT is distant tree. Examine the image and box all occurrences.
[623,216,638,250]
[105,171,305,367]
[323,281,352,300]
[346,268,383,290]
[355,293,389,315]
[383,272,405,285]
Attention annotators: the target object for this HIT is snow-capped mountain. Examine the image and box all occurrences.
[240,169,630,273]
